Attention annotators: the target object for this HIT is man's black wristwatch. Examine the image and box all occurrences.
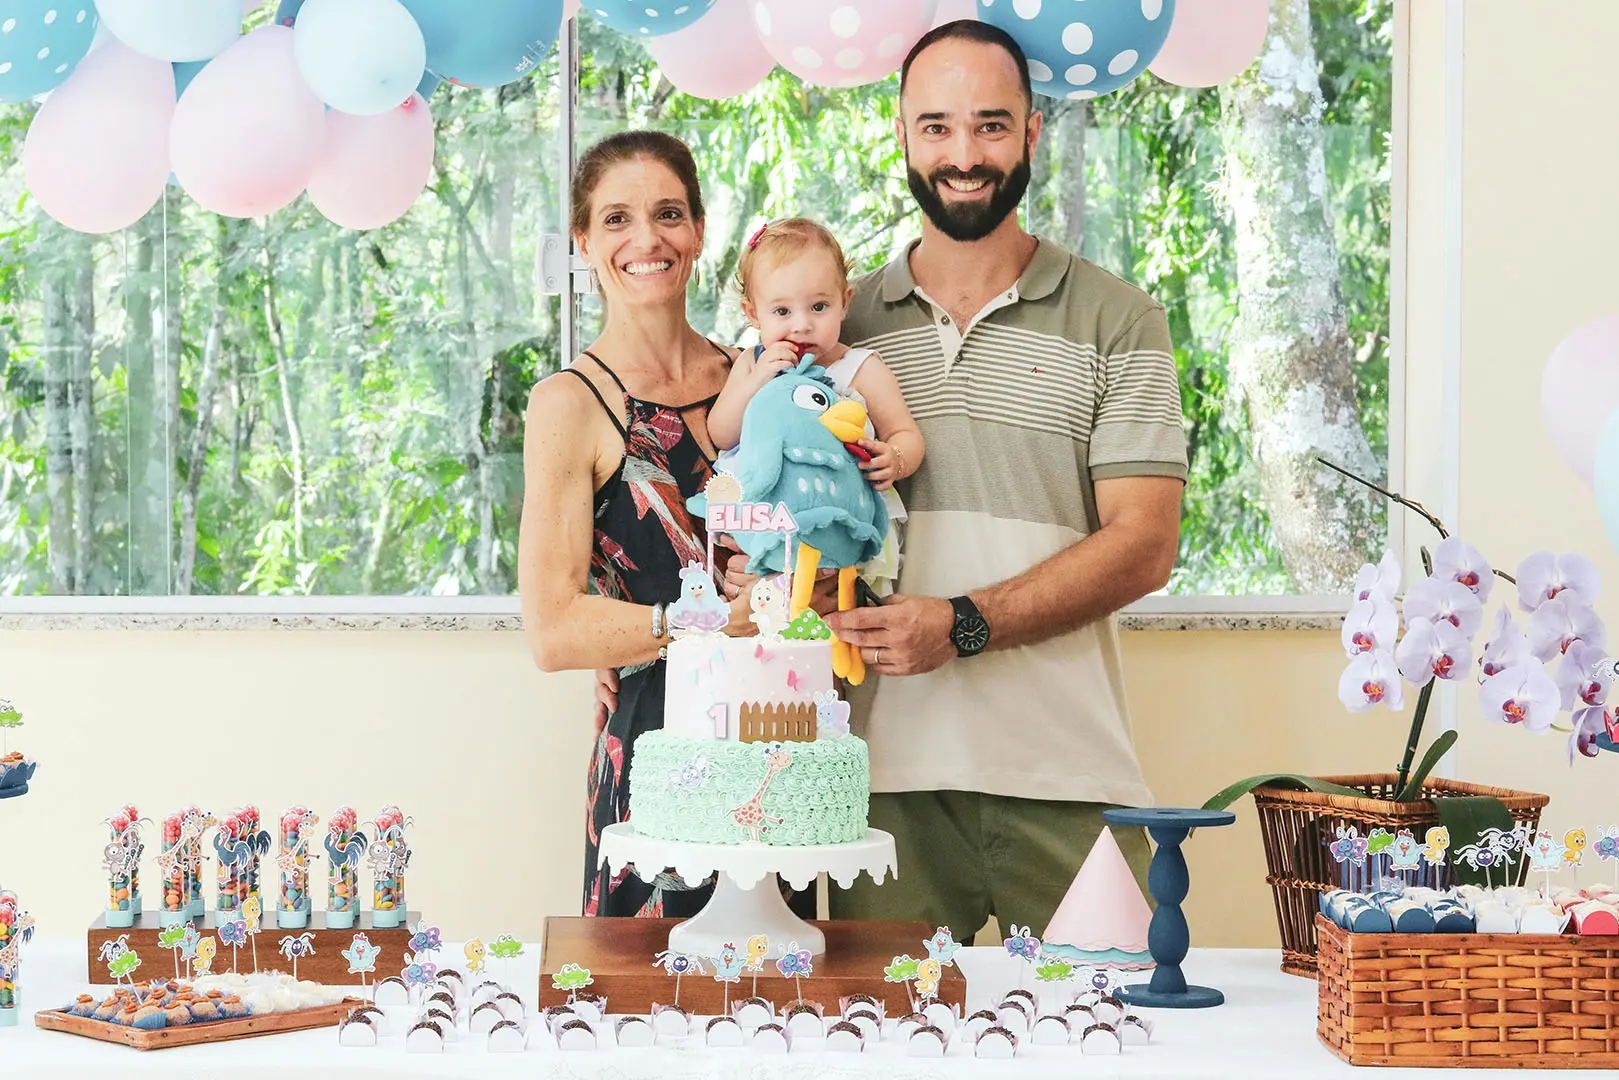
[948,595,991,657]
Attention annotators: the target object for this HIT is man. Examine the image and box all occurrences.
[824,21,1187,938]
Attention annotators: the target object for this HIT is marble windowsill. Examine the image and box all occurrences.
[0,610,1343,632]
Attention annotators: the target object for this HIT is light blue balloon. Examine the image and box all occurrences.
[400,0,561,89]
[1592,407,1619,555]
[0,2,99,103]
[586,0,717,38]
[979,0,1175,101]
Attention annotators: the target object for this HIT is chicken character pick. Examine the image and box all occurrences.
[709,943,747,1015]
[343,933,381,988]
[685,354,888,684]
[743,933,770,998]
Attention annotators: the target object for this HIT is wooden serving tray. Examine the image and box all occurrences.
[34,996,363,1051]
[538,917,966,1016]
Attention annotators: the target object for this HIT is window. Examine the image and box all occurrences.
[0,1,1394,604]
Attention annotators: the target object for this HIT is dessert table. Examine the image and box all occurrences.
[3,938,1602,1078]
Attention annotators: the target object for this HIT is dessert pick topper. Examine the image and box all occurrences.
[1422,826,1450,866]
[343,933,381,989]
[278,933,316,980]
[652,950,705,1008]
[1382,828,1423,873]
[464,938,487,975]
[240,894,263,973]
[1596,825,1619,889]
[923,927,961,967]
[1004,925,1041,990]
[744,934,770,998]
[1525,828,1570,895]
[489,933,524,985]
[552,962,594,1001]
[99,935,141,985]
[914,958,941,999]
[775,941,813,1002]
[194,936,217,977]
[1034,952,1075,984]
[749,575,789,638]
[709,943,747,1016]
[1456,826,1521,889]
[218,917,248,974]
[157,924,186,980]
[884,954,921,1010]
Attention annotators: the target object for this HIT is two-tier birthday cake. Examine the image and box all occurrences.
[627,574,870,847]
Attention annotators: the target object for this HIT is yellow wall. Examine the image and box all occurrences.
[0,627,1376,951]
[1447,0,1619,823]
[7,0,1618,956]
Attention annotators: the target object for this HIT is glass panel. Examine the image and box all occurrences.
[0,63,563,596]
[572,1,1393,596]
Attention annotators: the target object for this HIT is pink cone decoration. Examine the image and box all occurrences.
[24,41,176,234]
[649,0,774,100]
[307,93,435,230]
[1042,827,1153,966]
[751,0,933,88]
[1544,316,1619,487]
[170,25,326,218]
[1148,0,1269,88]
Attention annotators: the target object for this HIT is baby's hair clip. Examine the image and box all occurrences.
[746,221,773,249]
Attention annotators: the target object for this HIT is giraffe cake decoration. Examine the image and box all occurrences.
[626,486,871,848]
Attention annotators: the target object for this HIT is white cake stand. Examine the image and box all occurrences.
[597,823,896,958]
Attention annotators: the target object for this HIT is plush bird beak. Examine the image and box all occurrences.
[819,399,868,445]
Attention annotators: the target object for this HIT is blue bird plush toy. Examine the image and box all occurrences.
[688,354,888,683]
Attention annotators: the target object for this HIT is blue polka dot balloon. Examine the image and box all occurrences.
[586,0,717,38]
[979,0,1175,100]
[0,2,98,103]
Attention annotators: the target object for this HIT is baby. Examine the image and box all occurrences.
[709,217,925,596]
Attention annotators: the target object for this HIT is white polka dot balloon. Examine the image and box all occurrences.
[587,0,716,38]
[752,0,934,89]
[978,0,1174,100]
[0,2,98,102]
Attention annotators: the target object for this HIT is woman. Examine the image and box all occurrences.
[519,131,754,917]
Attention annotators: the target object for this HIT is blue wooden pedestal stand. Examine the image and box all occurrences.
[1102,806,1235,1009]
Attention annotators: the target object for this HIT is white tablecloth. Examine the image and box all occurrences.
[1,939,1601,1078]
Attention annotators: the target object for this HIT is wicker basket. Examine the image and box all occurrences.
[1252,774,1548,977]
[1317,914,1619,1068]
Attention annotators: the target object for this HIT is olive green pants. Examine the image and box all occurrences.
[829,790,1153,939]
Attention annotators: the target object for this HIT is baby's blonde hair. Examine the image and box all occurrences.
[735,217,854,300]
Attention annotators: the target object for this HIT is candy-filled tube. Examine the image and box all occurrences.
[157,814,190,929]
[325,807,366,931]
[371,806,410,929]
[277,806,318,930]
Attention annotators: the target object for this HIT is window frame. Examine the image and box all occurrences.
[0,7,1404,622]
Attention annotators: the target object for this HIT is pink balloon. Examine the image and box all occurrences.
[1543,316,1619,487]
[307,94,435,230]
[649,0,773,100]
[1148,0,1269,88]
[24,42,176,235]
[931,0,978,28]
[170,25,326,218]
[753,0,933,88]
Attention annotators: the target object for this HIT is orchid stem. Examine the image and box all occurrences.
[1395,680,1436,796]
[1314,457,1519,586]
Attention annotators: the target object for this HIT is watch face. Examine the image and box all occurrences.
[954,616,990,655]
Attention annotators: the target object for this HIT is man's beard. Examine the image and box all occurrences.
[906,149,1031,242]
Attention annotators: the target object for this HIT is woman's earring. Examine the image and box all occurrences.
[588,266,600,294]
[692,265,702,289]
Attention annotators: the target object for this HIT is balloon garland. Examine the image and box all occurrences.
[17,0,1265,233]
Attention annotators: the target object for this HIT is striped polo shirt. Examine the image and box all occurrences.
[842,236,1187,805]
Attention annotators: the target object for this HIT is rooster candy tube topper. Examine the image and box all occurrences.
[686,355,888,684]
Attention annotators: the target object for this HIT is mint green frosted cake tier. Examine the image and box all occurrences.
[628,732,869,846]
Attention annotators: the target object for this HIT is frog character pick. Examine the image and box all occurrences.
[551,963,594,1002]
